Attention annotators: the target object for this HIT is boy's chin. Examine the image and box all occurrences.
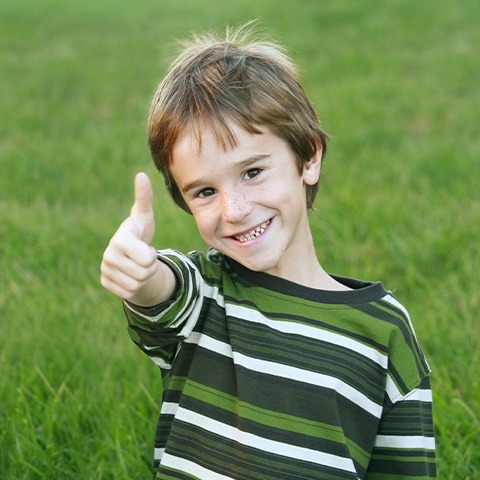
[230,255,278,274]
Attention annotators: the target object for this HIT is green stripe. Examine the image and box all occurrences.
[170,422,353,480]
[226,320,385,401]
[375,300,429,372]
[366,475,434,480]
[183,380,371,469]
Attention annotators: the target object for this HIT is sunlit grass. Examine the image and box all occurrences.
[1,0,479,478]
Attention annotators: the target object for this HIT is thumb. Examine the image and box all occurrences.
[130,172,155,244]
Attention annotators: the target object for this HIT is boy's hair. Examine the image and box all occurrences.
[148,23,328,213]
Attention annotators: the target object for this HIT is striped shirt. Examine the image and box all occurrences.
[124,249,436,479]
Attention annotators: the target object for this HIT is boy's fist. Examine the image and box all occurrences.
[100,173,159,301]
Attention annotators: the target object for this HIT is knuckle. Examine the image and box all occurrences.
[102,248,116,265]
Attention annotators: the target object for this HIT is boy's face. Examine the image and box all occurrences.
[170,121,321,280]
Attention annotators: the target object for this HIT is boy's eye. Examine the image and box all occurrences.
[196,187,216,198]
[244,168,262,180]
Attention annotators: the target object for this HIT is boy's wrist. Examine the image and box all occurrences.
[128,260,177,307]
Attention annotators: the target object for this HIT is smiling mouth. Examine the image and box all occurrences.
[234,220,271,243]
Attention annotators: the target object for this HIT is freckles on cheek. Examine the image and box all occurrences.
[263,184,281,202]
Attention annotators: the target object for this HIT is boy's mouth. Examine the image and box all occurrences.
[234,220,271,243]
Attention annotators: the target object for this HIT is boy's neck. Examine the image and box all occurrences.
[280,259,351,292]
[258,238,351,292]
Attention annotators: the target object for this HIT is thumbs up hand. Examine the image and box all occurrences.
[130,171,156,246]
[101,173,175,305]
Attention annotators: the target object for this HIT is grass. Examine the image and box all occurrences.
[1,0,479,478]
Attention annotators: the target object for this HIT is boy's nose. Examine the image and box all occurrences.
[220,190,252,224]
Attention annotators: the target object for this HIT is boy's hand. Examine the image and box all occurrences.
[101,172,175,305]
[130,171,156,246]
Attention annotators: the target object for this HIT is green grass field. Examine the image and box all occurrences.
[1,0,479,478]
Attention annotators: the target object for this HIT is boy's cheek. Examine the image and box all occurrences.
[191,213,215,240]
[191,203,221,225]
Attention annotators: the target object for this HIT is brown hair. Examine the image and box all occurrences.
[148,23,328,213]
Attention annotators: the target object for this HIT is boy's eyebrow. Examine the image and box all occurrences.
[237,154,270,169]
[181,154,270,195]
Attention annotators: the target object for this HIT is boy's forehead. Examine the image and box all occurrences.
[174,123,216,155]
[171,126,210,165]
[172,120,268,163]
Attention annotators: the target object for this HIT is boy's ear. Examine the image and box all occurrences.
[302,145,322,186]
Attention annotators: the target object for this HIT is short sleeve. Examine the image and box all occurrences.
[366,376,436,478]
[123,249,206,369]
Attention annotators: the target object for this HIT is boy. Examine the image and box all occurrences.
[101,25,436,479]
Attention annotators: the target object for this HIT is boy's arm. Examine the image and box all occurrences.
[366,376,436,479]
[100,172,176,306]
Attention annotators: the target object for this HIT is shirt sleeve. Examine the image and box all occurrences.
[123,249,206,369]
[366,375,437,479]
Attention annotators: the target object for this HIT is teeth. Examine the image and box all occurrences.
[235,221,270,243]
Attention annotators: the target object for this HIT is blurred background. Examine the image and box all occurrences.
[1,0,479,478]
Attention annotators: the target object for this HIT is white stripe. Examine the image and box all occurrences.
[154,447,165,460]
[386,378,433,404]
[158,250,226,337]
[184,333,382,417]
[148,356,171,369]
[162,452,235,480]
[176,407,357,473]
[124,253,197,326]
[375,435,436,450]
[233,350,382,417]
[404,388,433,402]
[160,402,179,415]
[227,304,388,369]
[382,294,411,324]
[170,256,203,334]
[385,372,403,403]
[382,295,430,374]
[154,402,179,462]
[184,332,233,358]
[204,282,225,306]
